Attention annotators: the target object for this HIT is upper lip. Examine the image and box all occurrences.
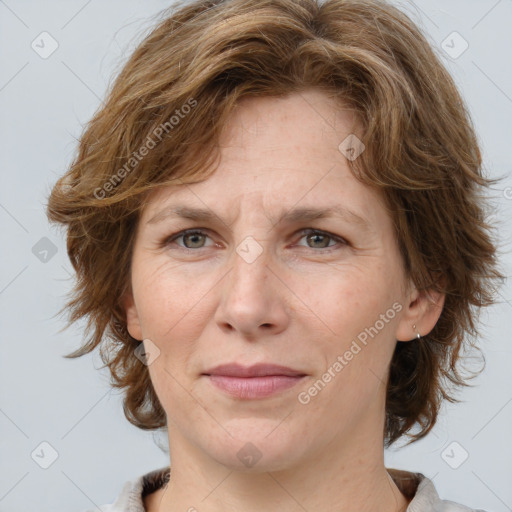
[203,363,306,378]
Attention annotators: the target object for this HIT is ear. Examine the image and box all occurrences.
[121,289,143,341]
[396,282,445,342]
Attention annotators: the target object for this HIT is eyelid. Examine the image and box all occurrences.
[163,228,216,249]
[295,228,348,249]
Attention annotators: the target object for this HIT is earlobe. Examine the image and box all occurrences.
[121,290,143,341]
[396,286,445,342]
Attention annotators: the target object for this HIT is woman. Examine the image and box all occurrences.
[47,0,502,510]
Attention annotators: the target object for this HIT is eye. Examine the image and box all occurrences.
[296,229,347,251]
[161,228,348,252]
[165,229,214,249]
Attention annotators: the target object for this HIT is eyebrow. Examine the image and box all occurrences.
[147,204,372,232]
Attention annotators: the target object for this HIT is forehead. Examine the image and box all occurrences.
[219,89,360,151]
[141,91,387,228]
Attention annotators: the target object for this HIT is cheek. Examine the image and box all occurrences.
[300,264,398,340]
[301,262,403,397]
[137,266,208,413]
[132,258,216,340]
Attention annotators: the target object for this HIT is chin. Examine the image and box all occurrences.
[205,419,307,473]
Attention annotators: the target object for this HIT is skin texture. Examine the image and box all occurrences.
[123,89,445,512]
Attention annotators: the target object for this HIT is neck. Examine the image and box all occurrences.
[154,421,410,512]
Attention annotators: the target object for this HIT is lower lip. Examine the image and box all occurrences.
[205,375,305,399]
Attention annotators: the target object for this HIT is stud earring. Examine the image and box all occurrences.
[413,324,421,340]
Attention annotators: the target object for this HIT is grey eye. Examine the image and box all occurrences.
[181,232,208,248]
[305,232,332,248]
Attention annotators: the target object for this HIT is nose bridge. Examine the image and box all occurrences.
[226,195,273,291]
[228,235,271,301]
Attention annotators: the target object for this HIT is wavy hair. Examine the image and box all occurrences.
[46,0,503,447]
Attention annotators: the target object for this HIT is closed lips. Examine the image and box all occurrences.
[202,363,307,377]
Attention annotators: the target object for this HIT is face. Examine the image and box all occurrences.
[124,89,435,473]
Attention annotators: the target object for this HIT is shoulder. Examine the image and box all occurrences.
[83,466,489,512]
[82,466,170,512]
[387,468,488,512]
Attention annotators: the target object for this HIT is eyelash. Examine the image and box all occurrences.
[161,228,348,253]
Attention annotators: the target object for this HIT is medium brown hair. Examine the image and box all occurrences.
[47,0,503,447]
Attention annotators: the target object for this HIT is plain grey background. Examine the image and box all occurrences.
[1,1,511,511]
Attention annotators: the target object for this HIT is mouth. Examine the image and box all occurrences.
[202,363,307,399]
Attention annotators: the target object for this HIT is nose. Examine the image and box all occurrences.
[214,243,290,340]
